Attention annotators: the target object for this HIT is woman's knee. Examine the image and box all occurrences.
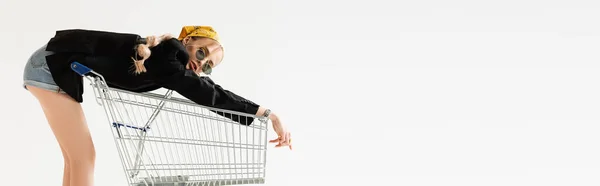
[66,145,96,166]
[66,137,96,160]
[60,144,70,163]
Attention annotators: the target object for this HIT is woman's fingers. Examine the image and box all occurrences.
[270,132,292,150]
[282,130,289,141]
[281,132,290,144]
[284,133,292,150]
[288,134,292,150]
[160,34,173,41]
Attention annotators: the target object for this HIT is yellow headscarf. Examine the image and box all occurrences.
[177,26,220,41]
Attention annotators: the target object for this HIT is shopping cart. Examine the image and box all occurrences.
[70,62,270,186]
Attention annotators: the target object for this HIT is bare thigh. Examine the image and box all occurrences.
[27,85,96,164]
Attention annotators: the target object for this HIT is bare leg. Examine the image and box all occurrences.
[59,144,71,186]
[27,86,96,186]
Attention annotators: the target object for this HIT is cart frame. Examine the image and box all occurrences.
[71,62,270,186]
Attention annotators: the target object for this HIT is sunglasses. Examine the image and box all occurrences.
[194,47,213,75]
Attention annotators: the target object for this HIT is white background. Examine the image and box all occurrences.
[1,0,600,185]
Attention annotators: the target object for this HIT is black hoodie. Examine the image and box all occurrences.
[43,29,260,126]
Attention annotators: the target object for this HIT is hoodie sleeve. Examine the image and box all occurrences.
[150,38,260,126]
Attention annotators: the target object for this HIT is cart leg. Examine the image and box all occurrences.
[130,131,148,178]
[130,90,174,177]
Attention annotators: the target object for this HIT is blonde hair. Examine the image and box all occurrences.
[132,34,173,74]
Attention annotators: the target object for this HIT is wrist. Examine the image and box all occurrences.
[268,112,278,121]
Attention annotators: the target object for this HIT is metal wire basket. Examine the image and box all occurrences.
[71,62,269,186]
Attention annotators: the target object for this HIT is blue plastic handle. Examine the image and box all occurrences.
[70,62,92,76]
[113,122,150,132]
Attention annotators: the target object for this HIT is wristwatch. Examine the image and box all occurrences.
[263,109,271,118]
[259,109,271,122]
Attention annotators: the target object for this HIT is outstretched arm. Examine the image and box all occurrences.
[152,38,292,149]
[159,70,260,124]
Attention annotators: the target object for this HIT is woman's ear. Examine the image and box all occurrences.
[182,37,190,45]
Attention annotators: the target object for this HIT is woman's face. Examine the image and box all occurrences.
[182,37,224,75]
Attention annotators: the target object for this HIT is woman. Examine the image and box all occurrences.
[22,26,291,186]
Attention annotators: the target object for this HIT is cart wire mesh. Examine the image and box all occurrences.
[72,62,269,186]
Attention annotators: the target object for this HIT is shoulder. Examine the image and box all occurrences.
[149,38,189,64]
[153,38,186,52]
[143,38,191,76]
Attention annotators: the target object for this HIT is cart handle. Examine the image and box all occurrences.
[69,61,109,106]
[71,62,93,76]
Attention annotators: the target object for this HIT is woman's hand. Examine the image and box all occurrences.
[132,33,175,74]
[268,113,292,150]
[146,34,174,47]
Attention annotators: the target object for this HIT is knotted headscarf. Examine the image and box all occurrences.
[178,26,220,42]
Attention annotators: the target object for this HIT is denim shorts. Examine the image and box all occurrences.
[22,45,66,93]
